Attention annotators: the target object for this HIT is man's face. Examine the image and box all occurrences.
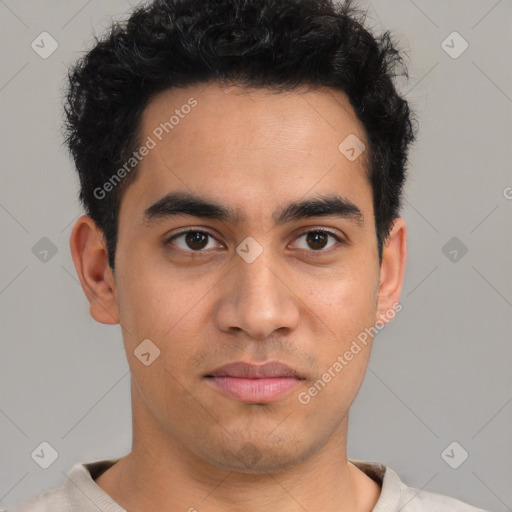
[109,82,389,472]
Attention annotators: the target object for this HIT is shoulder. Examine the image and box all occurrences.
[8,486,68,512]
[398,480,489,512]
[350,459,489,512]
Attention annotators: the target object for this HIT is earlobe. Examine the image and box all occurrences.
[376,217,407,322]
[69,215,120,325]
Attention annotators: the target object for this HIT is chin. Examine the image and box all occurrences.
[204,439,311,474]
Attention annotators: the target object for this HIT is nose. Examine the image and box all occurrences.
[214,249,300,341]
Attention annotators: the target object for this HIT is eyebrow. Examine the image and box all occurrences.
[142,191,364,228]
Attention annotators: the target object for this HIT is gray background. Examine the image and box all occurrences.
[0,0,511,510]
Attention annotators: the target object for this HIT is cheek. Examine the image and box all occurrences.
[297,273,377,414]
[115,261,206,416]
[300,255,379,391]
[115,248,211,339]
[306,258,379,334]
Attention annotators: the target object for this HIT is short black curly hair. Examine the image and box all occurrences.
[63,0,416,271]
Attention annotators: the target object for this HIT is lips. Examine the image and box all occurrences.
[205,361,305,403]
[206,361,303,379]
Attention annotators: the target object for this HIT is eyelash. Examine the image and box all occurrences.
[165,228,345,257]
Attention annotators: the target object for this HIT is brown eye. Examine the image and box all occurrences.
[294,230,341,251]
[305,231,329,250]
[184,231,209,250]
[168,230,220,252]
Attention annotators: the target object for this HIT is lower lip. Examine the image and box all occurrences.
[206,376,302,403]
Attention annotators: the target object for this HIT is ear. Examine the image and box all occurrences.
[69,215,120,324]
[376,217,407,323]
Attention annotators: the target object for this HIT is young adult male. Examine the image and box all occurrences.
[11,0,488,510]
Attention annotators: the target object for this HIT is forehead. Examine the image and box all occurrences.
[121,81,372,225]
[140,81,366,156]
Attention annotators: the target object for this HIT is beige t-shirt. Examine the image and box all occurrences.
[9,458,488,512]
